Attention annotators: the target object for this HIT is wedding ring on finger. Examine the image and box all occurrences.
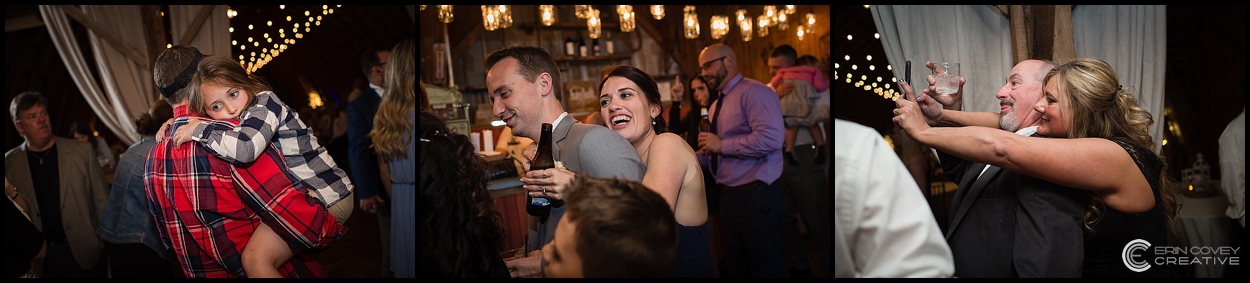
[893,109,899,115]
[542,186,548,195]
[542,173,547,178]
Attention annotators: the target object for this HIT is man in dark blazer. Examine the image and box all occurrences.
[920,59,1085,277]
[486,46,646,278]
[347,47,392,277]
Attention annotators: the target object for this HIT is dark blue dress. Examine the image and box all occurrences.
[671,223,714,277]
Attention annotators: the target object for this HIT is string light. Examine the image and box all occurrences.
[229,5,338,73]
[684,6,700,39]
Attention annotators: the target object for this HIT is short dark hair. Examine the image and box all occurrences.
[485,46,562,100]
[769,44,798,65]
[796,55,819,67]
[133,99,174,136]
[565,175,677,278]
[154,45,204,105]
[10,91,47,122]
[361,47,389,77]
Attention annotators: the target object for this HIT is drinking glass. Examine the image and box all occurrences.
[932,62,960,96]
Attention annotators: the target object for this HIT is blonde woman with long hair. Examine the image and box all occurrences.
[893,58,1179,277]
[369,37,415,278]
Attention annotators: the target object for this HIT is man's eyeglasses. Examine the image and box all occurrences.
[700,56,727,71]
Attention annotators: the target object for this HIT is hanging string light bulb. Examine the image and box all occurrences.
[438,5,453,24]
[684,6,699,39]
[711,15,729,39]
[588,9,602,39]
[764,5,778,27]
[777,12,788,30]
[481,6,499,31]
[805,12,816,34]
[540,5,555,26]
[757,15,770,37]
[576,5,591,20]
[498,5,512,29]
[651,5,665,20]
[618,5,635,33]
[784,5,796,15]
[737,9,752,42]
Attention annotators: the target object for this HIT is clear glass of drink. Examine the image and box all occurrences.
[932,62,960,96]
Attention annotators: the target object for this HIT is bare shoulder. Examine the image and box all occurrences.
[652,133,696,155]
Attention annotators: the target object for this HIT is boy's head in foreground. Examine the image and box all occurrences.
[542,175,678,278]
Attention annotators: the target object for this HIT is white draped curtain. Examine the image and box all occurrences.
[871,5,1014,114]
[40,5,145,145]
[1072,5,1167,154]
[37,5,229,145]
[872,5,1166,153]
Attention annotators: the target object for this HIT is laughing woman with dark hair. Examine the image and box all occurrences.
[523,65,712,277]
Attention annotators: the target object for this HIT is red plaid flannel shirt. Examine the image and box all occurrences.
[144,105,346,278]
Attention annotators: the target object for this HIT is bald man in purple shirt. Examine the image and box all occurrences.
[695,43,788,278]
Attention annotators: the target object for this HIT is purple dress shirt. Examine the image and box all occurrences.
[700,73,785,187]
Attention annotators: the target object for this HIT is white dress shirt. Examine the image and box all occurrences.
[1218,109,1245,227]
[834,119,954,278]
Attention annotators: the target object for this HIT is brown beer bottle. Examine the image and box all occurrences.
[700,108,717,169]
[699,107,712,132]
[527,123,555,217]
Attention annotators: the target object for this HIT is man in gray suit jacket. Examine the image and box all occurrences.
[918,59,1085,277]
[485,46,646,278]
[6,91,110,277]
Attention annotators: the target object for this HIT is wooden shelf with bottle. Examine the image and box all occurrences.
[524,22,619,31]
[552,54,632,63]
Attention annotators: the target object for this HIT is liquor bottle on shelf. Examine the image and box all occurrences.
[605,31,614,55]
[527,123,555,217]
[578,33,588,57]
[564,31,575,57]
[592,37,601,57]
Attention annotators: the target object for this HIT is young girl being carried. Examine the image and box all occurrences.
[159,55,354,278]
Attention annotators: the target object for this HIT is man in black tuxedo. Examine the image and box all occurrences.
[917,59,1085,277]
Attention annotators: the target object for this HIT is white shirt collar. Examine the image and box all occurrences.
[1015,125,1039,137]
[370,83,385,98]
[550,112,570,131]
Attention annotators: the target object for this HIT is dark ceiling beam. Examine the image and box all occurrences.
[141,5,166,102]
[56,5,149,68]
[5,13,44,33]
[177,5,215,46]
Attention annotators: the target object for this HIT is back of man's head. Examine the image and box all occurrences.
[770,44,798,65]
[154,45,204,105]
[565,175,677,277]
[797,55,819,68]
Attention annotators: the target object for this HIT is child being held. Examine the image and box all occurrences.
[769,54,829,166]
[161,55,354,277]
